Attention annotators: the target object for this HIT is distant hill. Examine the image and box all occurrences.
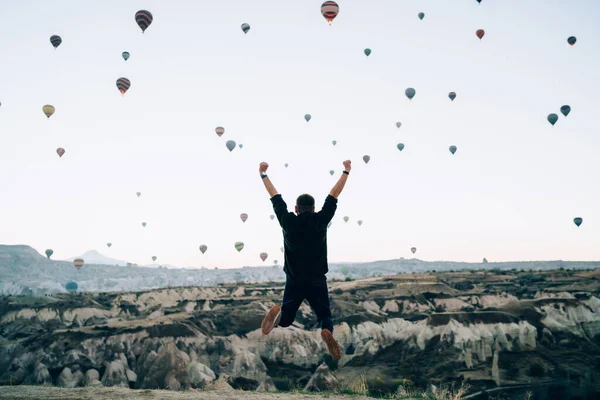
[65,250,129,266]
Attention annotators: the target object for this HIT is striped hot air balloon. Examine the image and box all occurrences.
[260,252,268,262]
[241,23,250,34]
[122,51,130,61]
[50,35,62,49]
[116,78,131,95]
[240,213,248,223]
[56,148,65,158]
[42,105,55,118]
[235,242,244,252]
[216,127,225,137]
[73,258,84,270]
[321,1,339,25]
[135,10,153,33]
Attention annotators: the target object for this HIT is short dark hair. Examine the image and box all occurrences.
[296,194,315,214]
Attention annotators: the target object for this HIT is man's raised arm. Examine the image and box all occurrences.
[259,162,279,198]
[329,160,351,199]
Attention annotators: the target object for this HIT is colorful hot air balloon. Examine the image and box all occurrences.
[548,113,558,126]
[364,48,371,57]
[567,36,577,46]
[235,242,244,252]
[321,1,339,25]
[449,92,457,101]
[50,35,62,49]
[476,29,485,40]
[343,216,349,223]
[142,222,147,227]
[357,220,363,226]
[405,88,416,100]
[397,143,405,151]
[122,51,130,61]
[363,155,370,164]
[107,243,112,248]
[560,105,571,117]
[216,127,225,137]
[45,249,54,259]
[43,105,55,118]
[305,114,312,122]
[241,23,250,34]
[240,213,248,223]
[270,214,275,220]
[260,252,268,262]
[136,192,141,197]
[396,122,402,129]
[199,245,208,254]
[449,145,457,155]
[152,256,157,262]
[574,217,583,227]
[73,258,84,270]
[135,10,153,33]
[411,247,417,254]
[65,281,78,293]
[56,148,65,158]
[332,140,337,146]
[226,140,236,152]
[329,170,334,176]
[116,78,131,95]
[418,12,425,20]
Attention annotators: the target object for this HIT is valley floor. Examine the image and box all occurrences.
[0,386,377,400]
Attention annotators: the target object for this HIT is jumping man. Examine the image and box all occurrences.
[259,160,352,361]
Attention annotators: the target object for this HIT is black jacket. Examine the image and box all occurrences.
[270,194,337,282]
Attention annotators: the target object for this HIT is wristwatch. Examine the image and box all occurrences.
[343,171,349,175]
[261,173,268,179]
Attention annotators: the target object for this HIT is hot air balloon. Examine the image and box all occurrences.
[142,222,147,227]
[43,105,55,118]
[241,23,250,34]
[411,247,417,254]
[449,145,457,155]
[396,122,402,129]
[548,113,558,126]
[215,127,225,137]
[65,281,78,293]
[418,12,425,20]
[405,88,416,100]
[270,215,275,220]
[560,105,571,117]
[235,242,244,252]
[56,148,65,158]
[107,243,112,248]
[152,256,157,262]
[122,51,130,61]
[45,249,54,259]
[116,78,131,95]
[343,216,349,223]
[284,163,289,168]
[239,144,243,149]
[73,258,84,270]
[136,192,141,197]
[476,0,482,3]
[332,140,337,146]
[357,220,363,226]
[199,245,207,254]
[135,10,153,33]
[483,257,488,263]
[574,217,583,227]
[321,1,339,25]
[305,114,312,122]
[449,92,457,101]
[397,143,405,151]
[364,48,371,57]
[240,213,248,223]
[260,252,268,262]
[329,170,334,176]
[363,155,370,164]
[567,36,577,46]
[226,140,236,151]
[476,29,485,40]
[274,260,278,266]
[50,35,62,49]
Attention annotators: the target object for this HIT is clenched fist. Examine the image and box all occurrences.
[343,160,351,172]
[259,162,269,174]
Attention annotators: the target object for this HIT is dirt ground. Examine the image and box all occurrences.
[0,386,377,400]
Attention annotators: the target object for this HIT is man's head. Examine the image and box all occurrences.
[295,194,315,214]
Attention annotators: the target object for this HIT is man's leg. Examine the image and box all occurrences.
[261,279,304,334]
[305,278,341,360]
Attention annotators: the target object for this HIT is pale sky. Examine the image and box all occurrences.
[1,0,599,269]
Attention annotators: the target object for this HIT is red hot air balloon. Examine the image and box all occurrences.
[476,29,485,40]
[56,148,65,158]
[73,258,84,270]
[321,1,339,25]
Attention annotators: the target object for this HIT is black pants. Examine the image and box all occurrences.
[278,276,334,333]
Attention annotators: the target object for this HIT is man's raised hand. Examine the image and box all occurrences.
[343,160,351,172]
[259,162,269,175]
